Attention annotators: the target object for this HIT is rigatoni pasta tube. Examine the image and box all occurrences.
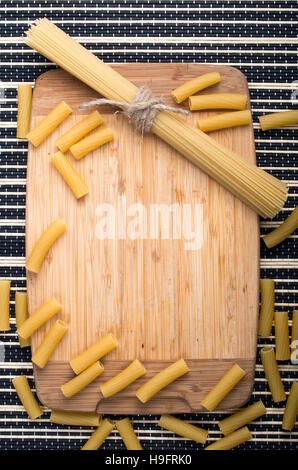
[263,206,298,249]
[135,359,189,404]
[282,382,298,431]
[50,151,89,199]
[0,280,10,331]
[258,279,275,337]
[100,359,146,398]
[26,101,72,147]
[197,110,251,133]
[205,426,252,451]
[32,320,68,368]
[61,361,104,398]
[189,93,247,111]
[291,310,298,363]
[70,127,114,160]
[12,375,43,420]
[15,292,30,348]
[158,414,208,445]
[259,110,298,131]
[17,84,32,138]
[218,401,266,436]
[171,72,220,104]
[17,297,62,340]
[26,219,66,273]
[274,312,291,361]
[56,110,104,152]
[70,333,118,374]
[81,418,114,451]
[260,347,286,402]
[201,364,246,412]
[50,409,102,427]
[116,418,143,450]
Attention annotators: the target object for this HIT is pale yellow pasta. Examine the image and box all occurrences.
[197,110,251,133]
[201,364,246,412]
[81,418,115,451]
[189,93,247,111]
[282,382,298,431]
[32,320,68,368]
[274,312,291,361]
[263,206,298,249]
[26,219,66,273]
[260,347,286,402]
[116,418,143,450]
[0,280,10,331]
[70,127,114,160]
[218,400,266,436]
[70,333,118,374]
[205,426,252,451]
[12,375,43,420]
[50,151,89,199]
[50,409,102,427]
[15,292,30,348]
[61,361,104,398]
[158,414,208,444]
[291,310,298,363]
[17,84,32,138]
[56,110,104,152]
[26,101,72,146]
[171,72,220,104]
[100,359,146,398]
[259,110,298,131]
[135,359,189,404]
[258,279,275,337]
[17,297,62,340]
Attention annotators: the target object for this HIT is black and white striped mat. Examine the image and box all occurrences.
[0,0,297,451]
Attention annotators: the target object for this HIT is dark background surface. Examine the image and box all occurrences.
[0,0,297,451]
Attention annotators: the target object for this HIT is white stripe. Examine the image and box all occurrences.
[1,19,297,25]
[0,6,295,12]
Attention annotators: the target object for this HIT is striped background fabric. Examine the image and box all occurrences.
[0,0,297,451]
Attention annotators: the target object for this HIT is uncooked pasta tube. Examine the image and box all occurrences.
[50,409,102,427]
[205,426,252,451]
[282,381,298,431]
[50,151,89,199]
[61,361,104,398]
[70,127,114,160]
[115,418,143,450]
[189,93,247,111]
[260,347,286,402]
[32,320,68,368]
[26,100,72,146]
[158,414,208,444]
[15,292,30,348]
[274,312,291,361]
[81,418,115,451]
[12,375,43,420]
[100,359,146,398]
[259,110,298,131]
[0,280,10,331]
[291,310,298,363]
[197,110,251,133]
[258,279,275,337]
[70,333,118,374]
[17,84,32,138]
[135,359,189,404]
[201,364,246,412]
[17,297,62,340]
[56,110,104,152]
[263,206,298,249]
[218,401,266,436]
[171,72,220,103]
[26,219,66,273]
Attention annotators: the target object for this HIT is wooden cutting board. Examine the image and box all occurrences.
[26,64,259,414]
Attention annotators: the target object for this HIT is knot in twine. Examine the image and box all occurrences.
[79,86,188,134]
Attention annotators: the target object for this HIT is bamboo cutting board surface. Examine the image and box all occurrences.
[26,64,259,414]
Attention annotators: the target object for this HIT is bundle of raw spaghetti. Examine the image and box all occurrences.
[25,19,288,219]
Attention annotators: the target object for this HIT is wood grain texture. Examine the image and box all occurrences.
[27,64,259,413]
